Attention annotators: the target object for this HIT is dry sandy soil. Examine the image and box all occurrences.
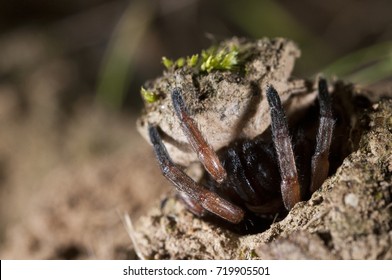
[0,29,169,259]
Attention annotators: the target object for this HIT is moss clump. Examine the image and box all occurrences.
[140,87,159,103]
[162,57,185,69]
[161,45,239,73]
[187,54,199,67]
[161,56,173,69]
[200,46,238,72]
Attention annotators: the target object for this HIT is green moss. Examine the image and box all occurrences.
[162,56,187,69]
[175,57,185,67]
[200,46,238,72]
[186,54,199,67]
[141,87,158,103]
[161,43,240,73]
[162,56,174,69]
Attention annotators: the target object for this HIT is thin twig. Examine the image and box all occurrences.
[120,212,146,260]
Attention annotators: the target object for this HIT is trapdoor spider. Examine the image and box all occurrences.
[148,79,334,226]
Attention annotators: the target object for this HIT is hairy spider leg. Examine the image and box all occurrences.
[148,125,245,224]
[266,86,301,210]
[310,79,335,193]
[171,88,227,183]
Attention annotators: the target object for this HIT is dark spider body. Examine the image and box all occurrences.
[207,138,281,212]
[148,79,344,232]
[201,119,322,232]
[206,90,330,215]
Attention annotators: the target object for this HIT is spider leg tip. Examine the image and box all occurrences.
[171,87,182,95]
[266,84,276,93]
[318,78,328,90]
[266,85,281,108]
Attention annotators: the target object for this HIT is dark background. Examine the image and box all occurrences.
[1,0,391,113]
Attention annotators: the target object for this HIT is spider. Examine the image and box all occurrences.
[147,78,334,228]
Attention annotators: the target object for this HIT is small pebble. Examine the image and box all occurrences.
[344,193,359,207]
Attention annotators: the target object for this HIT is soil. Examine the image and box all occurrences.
[0,29,169,259]
[0,102,170,259]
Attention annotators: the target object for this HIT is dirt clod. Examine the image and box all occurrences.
[137,37,311,166]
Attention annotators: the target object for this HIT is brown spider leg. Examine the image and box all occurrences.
[177,192,207,217]
[310,79,335,193]
[171,88,227,183]
[148,124,245,224]
[266,86,301,210]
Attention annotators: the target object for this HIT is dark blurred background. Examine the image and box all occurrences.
[1,0,391,113]
[0,0,391,259]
